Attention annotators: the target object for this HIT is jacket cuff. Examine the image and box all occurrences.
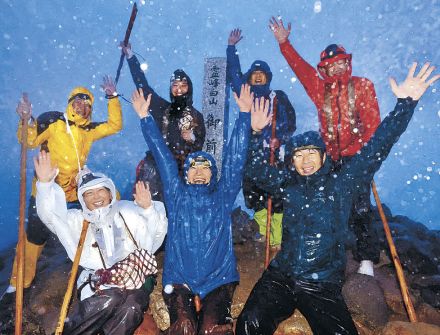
[279,40,292,51]
[136,202,155,215]
[238,111,251,120]
[36,179,55,192]
[397,97,418,107]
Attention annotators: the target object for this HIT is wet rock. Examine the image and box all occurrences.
[375,265,418,317]
[411,274,440,308]
[416,303,440,327]
[381,320,440,335]
[342,273,389,329]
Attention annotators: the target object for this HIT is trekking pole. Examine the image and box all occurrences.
[55,220,90,335]
[115,2,138,84]
[264,96,278,268]
[371,180,418,322]
[15,93,30,335]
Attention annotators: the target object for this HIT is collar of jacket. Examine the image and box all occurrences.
[185,182,217,195]
[294,157,333,187]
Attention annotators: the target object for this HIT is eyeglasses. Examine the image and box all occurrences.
[68,93,92,104]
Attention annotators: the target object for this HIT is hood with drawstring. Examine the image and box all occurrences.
[285,130,326,170]
[66,86,94,126]
[243,60,273,98]
[77,169,117,224]
[183,151,218,191]
[169,69,194,113]
[317,44,352,83]
[243,60,272,98]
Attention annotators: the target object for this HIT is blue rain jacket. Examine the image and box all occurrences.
[140,112,251,298]
[247,98,417,284]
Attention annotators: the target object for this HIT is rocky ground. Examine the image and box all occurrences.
[0,204,439,334]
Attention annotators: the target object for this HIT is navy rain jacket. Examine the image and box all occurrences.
[246,98,417,284]
[140,111,251,298]
[226,45,296,144]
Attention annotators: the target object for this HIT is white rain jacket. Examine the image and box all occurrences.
[36,179,167,300]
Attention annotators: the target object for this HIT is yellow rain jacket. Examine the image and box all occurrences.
[17,87,122,202]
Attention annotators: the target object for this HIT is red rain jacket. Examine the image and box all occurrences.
[280,40,380,161]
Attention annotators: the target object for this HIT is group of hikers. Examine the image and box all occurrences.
[2,15,439,335]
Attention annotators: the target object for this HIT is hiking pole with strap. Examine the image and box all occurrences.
[15,93,30,335]
[264,96,278,269]
[371,180,418,322]
[55,220,90,335]
[115,2,138,85]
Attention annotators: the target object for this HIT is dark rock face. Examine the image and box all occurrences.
[0,205,439,334]
[342,273,389,329]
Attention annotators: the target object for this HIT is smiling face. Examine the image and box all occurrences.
[72,96,92,119]
[292,148,326,176]
[249,70,268,85]
[324,59,349,77]
[187,165,212,185]
[171,79,189,97]
[82,187,112,210]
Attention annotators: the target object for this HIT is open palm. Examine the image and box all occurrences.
[390,62,440,101]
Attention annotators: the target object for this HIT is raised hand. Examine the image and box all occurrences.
[269,16,291,44]
[34,151,57,183]
[251,97,272,133]
[16,93,32,120]
[119,41,133,59]
[228,28,243,46]
[389,62,440,101]
[233,84,254,112]
[131,89,152,118]
[101,75,117,97]
[181,129,194,142]
[133,181,152,209]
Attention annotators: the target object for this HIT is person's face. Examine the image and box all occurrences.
[72,96,92,119]
[171,79,189,97]
[187,165,212,185]
[249,70,267,85]
[82,187,112,210]
[292,148,326,176]
[324,59,349,77]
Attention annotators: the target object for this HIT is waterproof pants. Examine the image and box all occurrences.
[10,196,81,288]
[163,282,236,335]
[254,209,283,246]
[63,287,150,335]
[348,180,380,263]
[236,267,358,335]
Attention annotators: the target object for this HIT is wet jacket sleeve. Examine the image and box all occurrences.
[343,97,418,181]
[35,180,82,261]
[89,98,123,141]
[17,117,49,148]
[276,91,297,144]
[359,79,381,145]
[192,111,206,151]
[140,115,180,203]
[127,55,169,121]
[279,40,323,106]
[220,112,251,202]
[126,200,168,254]
[245,132,288,198]
[226,45,244,95]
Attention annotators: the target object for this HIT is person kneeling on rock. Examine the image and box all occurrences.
[34,151,167,335]
[235,62,439,335]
